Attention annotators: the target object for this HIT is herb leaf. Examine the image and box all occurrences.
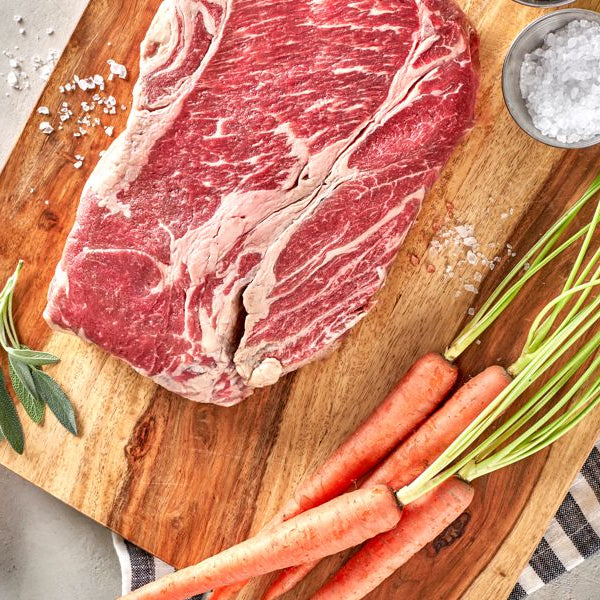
[0,371,24,454]
[30,369,77,436]
[7,347,59,366]
[9,357,45,424]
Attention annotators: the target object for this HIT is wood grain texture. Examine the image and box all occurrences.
[1,1,600,599]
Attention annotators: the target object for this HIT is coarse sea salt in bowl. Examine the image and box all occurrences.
[503,10,600,149]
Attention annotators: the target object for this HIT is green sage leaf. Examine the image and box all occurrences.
[30,369,77,436]
[9,357,45,424]
[0,371,24,454]
[7,348,59,366]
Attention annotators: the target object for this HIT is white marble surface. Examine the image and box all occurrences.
[0,1,599,599]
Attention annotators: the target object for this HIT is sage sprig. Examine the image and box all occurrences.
[0,261,77,454]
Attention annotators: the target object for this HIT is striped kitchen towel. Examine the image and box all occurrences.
[112,534,208,599]
[114,439,600,599]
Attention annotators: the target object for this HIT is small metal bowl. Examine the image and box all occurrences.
[513,0,574,9]
[502,9,600,149]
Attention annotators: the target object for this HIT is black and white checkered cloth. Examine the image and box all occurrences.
[113,439,600,598]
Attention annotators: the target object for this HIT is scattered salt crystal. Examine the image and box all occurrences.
[464,284,478,294]
[39,121,54,134]
[455,225,472,238]
[37,106,50,115]
[466,250,478,265]
[520,19,600,143]
[467,307,475,316]
[501,212,508,220]
[107,59,127,79]
[77,76,97,91]
[7,71,19,89]
[73,161,83,169]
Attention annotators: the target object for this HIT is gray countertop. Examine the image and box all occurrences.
[0,1,598,599]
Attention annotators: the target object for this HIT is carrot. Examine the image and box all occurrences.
[119,485,402,600]
[362,365,511,489]
[311,477,474,600]
[210,353,456,599]
[262,365,509,600]
[277,353,457,522]
[263,562,315,600]
[208,583,245,599]
[209,586,242,600]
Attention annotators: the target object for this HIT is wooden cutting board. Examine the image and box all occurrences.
[2,1,600,598]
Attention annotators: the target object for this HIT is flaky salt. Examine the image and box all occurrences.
[39,121,53,134]
[520,19,600,144]
[107,59,127,80]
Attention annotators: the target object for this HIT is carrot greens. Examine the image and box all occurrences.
[446,172,600,361]
[0,261,77,453]
[398,174,600,504]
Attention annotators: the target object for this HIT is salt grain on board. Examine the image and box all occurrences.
[107,59,127,80]
[427,218,517,309]
[39,121,53,134]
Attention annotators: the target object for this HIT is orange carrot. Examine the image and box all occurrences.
[262,365,509,599]
[277,353,457,522]
[210,353,456,600]
[362,365,511,489]
[119,485,402,600]
[312,478,474,600]
[209,586,241,600]
[263,562,315,600]
[208,583,245,600]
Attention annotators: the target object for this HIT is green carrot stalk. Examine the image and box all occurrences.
[445,172,600,361]
[397,173,600,504]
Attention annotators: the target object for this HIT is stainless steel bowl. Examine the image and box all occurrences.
[513,0,574,9]
[502,9,600,149]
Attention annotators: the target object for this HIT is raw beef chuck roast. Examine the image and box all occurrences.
[45,0,479,405]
